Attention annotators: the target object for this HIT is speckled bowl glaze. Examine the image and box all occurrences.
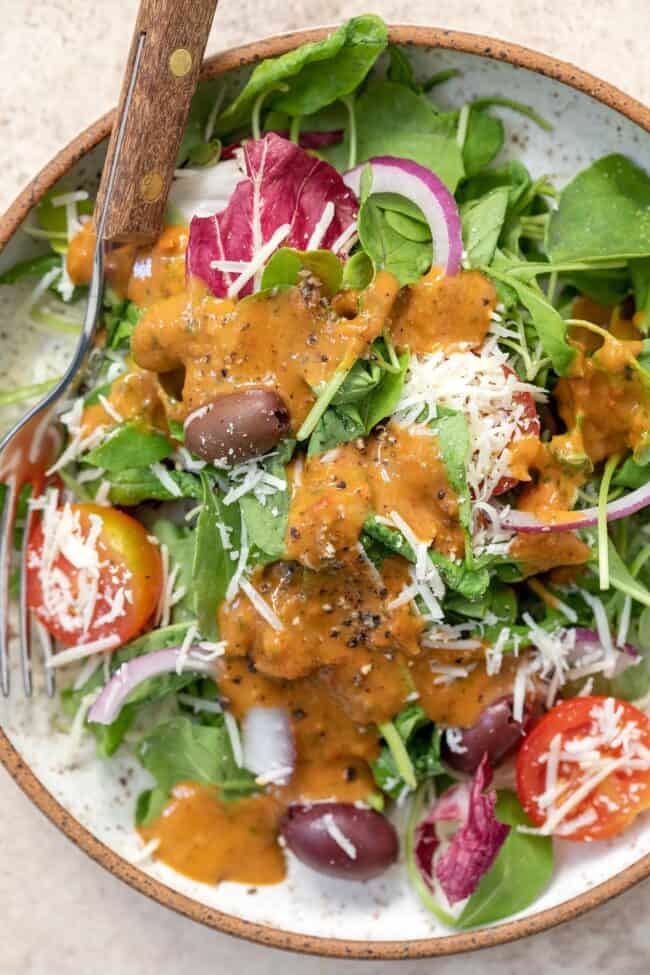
[1,25,650,960]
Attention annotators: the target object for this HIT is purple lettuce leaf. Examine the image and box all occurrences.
[414,755,510,906]
[187,133,357,298]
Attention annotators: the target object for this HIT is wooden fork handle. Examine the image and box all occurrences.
[94,0,218,246]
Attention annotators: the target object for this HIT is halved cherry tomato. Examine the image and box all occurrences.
[516,696,650,841]
[492,374,540,496]
[26,502,162,649]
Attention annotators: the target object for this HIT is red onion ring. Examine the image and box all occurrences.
[343,156,463,276]
[87,647,216,725]
[503,482,650,534]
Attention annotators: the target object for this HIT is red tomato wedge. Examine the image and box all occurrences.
[26,502,162,649]
[516,696,650,842]
[491,377,540,497]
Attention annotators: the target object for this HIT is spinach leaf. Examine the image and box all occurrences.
[100,467,203,505]
[358,195,432,286]
[559,266,632,307]
[324,81,464,191]
[459,160,531,210]
[461,187,509,267]
[218,16,387,131]
[373,705,443,798]
[455,791,553,928]
[429,407,471,532]
[462,109,504,178]
[238,440,294,559]
[83,423,173,472]
[106,301,142,349]
[360,348,410,431]
[261,248,343,295]
[136,714,258,824]
[547,154,650,262]
[0,254,60,285]
[384,210,431,243]
[192,474,240,640]
[386,44,419,91]
[307,403,365,456]
[341,251,373,289]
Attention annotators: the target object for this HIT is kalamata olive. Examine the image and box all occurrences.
[443,696,533,774]
[184,388,290,463]
[280,802,398,881]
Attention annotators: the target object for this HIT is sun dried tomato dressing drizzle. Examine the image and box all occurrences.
[64,210,650,883]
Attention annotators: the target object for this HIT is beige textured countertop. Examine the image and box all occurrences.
[1,2,648,972]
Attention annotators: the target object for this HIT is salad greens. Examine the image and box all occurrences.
[3,12,650,932]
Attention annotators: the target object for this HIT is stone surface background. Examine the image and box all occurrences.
[0,2,648,972]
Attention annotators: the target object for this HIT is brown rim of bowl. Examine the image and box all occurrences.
[1,24,649,961]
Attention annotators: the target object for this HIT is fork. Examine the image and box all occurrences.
[0,0,218,697]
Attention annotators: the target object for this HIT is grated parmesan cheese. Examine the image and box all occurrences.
[322,812,357,859]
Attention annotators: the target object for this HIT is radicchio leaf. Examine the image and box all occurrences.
[220,130,343,161]
[414,755,510,906]
[187,133,357,298]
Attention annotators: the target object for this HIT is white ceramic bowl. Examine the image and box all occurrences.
[1,25,650,959]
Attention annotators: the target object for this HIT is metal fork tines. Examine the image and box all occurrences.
[0,33,144,698]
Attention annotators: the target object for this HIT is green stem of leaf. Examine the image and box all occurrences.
[289,115,302,144]
[342,94,358,171]
[251,83,289,141]
[296,365,352,441]
[0,376,61,406]
[566,318,650,384]
[377,719,417,789]
[598,453,620,590]
[422,68,460,91]
[30,305,82,334]
[456,104,471,151]
[471,97,553,132]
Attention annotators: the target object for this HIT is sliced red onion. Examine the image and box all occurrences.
[503,482,650,534]
[575,627,638,658]
[241,707,296,785]
[87,647,216,725]
[343,156,463,276]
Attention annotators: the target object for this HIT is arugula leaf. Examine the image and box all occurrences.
[459,160,532,209]
[604,538,650,608]
[83,423,172,472]
[106,301,142,349]
[359,195,432,286]
[260,248,343,295]
[218,16,387,131]
[178,79,223,164]
[150,519,195,621]
[192,474,240,640]
[386,44,419,91]
[373,705,443,799]
[324,81,464,191]
[461,109,504,178]
[487,260,574,375]
[547,154,650,262]
[631,257,650,333]
[455,791,553,928]
[99,467,203,505]
[61,622,195,757]
[0,254,60,285]
[461,187,509,267]
[613,456,650,490]
[238,440,294,559]
[136,715,258,824]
